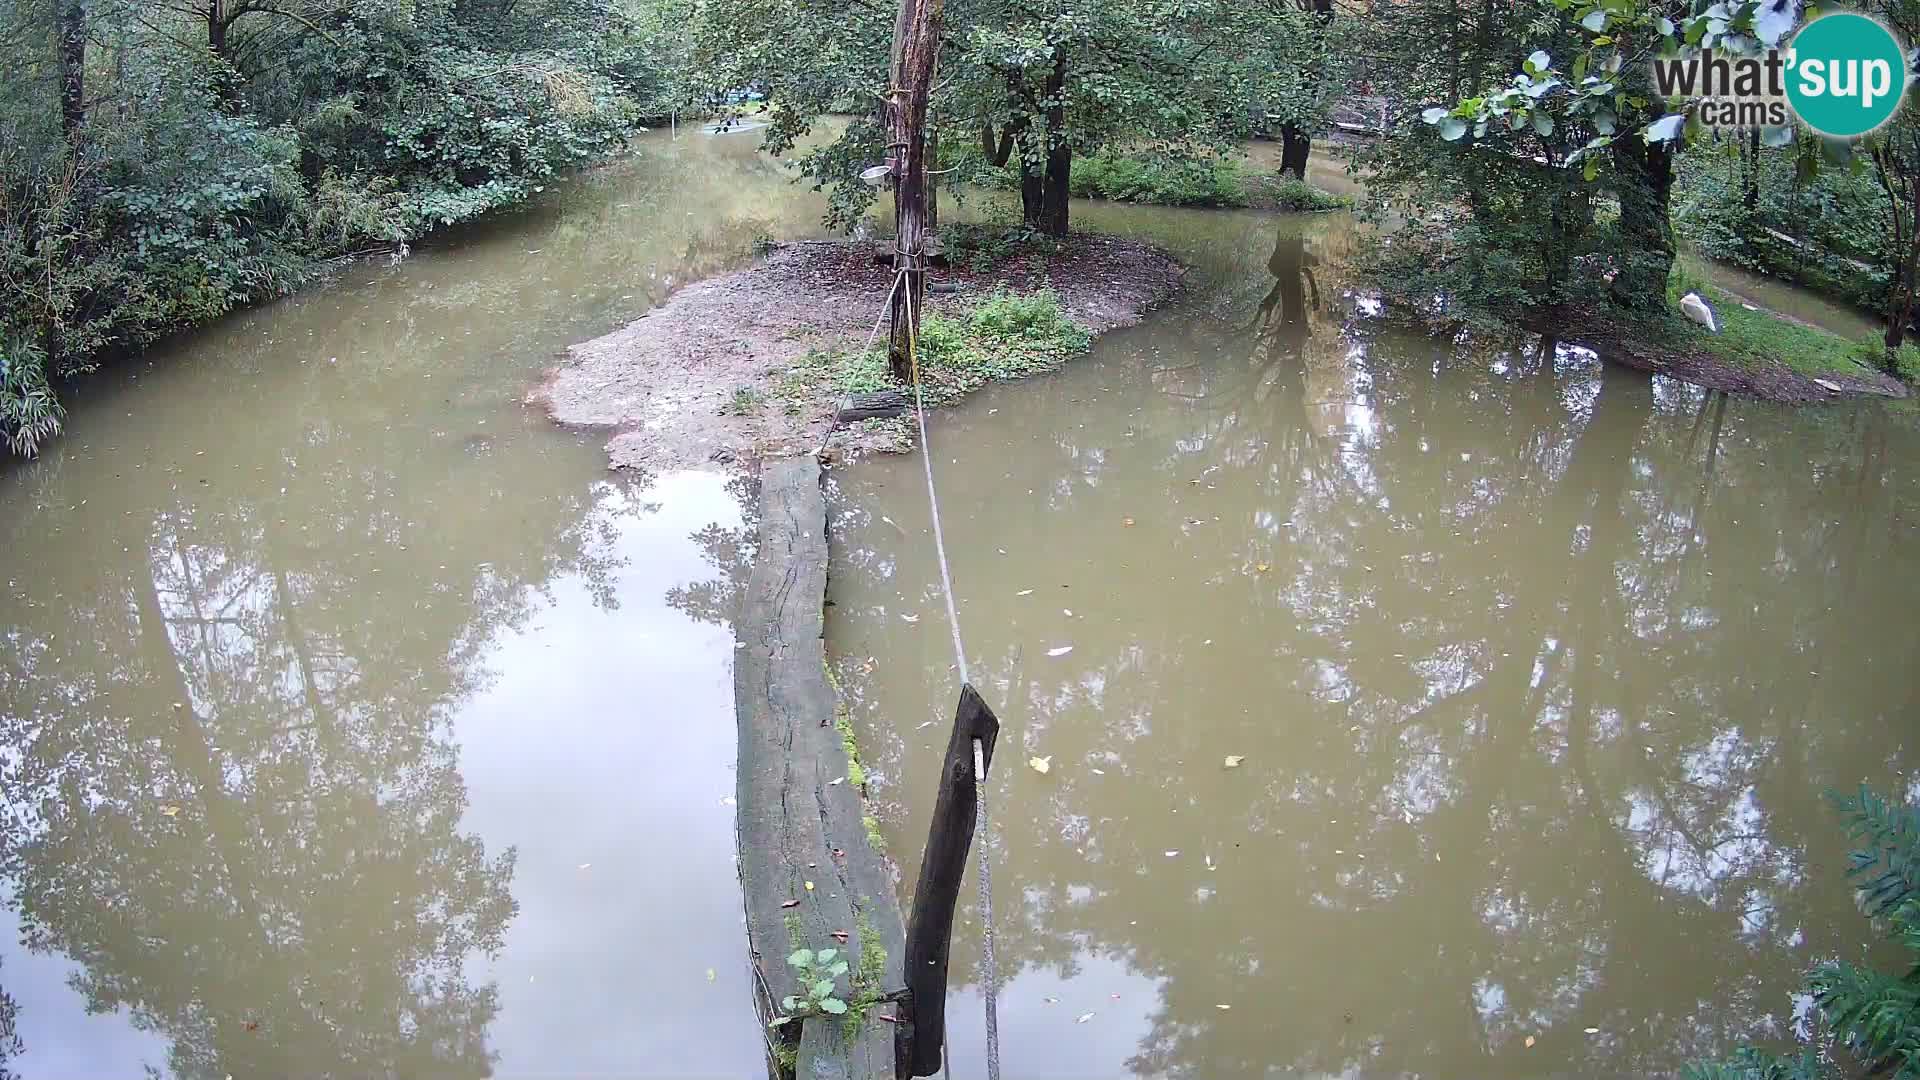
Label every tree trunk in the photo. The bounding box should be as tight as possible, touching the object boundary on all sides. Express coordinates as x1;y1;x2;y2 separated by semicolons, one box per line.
1039;53;1070;237
57;0;85;142
884;0;945;381
1883;176;1920;356
1278;124;1311;179
1608;136;1676;310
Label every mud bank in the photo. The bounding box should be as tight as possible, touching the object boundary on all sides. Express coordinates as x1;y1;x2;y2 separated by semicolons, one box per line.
533;235;1184;471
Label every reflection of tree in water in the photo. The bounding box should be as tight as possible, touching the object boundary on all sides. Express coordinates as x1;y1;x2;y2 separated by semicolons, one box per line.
829;303;1920;1078
0;378;636;1077
0;961;19;1080
666;470;761;626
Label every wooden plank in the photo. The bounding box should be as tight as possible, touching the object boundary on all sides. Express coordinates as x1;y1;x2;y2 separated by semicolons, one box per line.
898;684;999;1078
735;456;907;1080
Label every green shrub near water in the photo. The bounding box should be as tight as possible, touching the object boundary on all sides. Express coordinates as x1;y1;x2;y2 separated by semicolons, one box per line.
1687;787;1920;1080
0;0;682;455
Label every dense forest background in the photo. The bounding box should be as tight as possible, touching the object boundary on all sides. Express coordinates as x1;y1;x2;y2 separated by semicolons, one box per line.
0;0;692;451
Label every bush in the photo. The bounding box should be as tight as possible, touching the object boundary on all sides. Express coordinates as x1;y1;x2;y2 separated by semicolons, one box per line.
1687;787;1920;1080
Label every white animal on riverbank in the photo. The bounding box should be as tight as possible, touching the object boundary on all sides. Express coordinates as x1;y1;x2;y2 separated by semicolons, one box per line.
1680;291;1720;333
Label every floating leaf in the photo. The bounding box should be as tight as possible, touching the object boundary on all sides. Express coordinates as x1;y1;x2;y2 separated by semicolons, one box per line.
159;805;181;817
828;777;845;786
1075;1012;1096;1024
804;880;815;891
1165;850;1180;857
900;613;919;624
1216;1004;1232;1010
1524;1035;1537;1048
1584;1027;1600;1034
1029;756;1052;774
1047;645;1073;657
577;862;592;870
707;968;717;982
1016;589;1034;596
1255;564;1270;573
781;899;801;908
1224;755;1245;768
1122;518;1135;527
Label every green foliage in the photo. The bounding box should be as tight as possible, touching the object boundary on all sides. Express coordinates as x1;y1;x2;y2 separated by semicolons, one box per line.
1675;145;1895;317
937;221;1053;272
1066;152;1249;207
0;0;670;453
692;0;1340;234
725;386;765;415
1252;174;1352;213
913;288;1092;401
0;336;62;457
1688;788;1920;1080
772;947;851;1027
1832;786;1920;919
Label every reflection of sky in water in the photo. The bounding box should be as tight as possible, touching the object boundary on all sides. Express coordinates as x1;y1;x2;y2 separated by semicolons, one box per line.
1;908;170;1074
943;950;1164;1079
0;472;759;1079
457;473;761;1077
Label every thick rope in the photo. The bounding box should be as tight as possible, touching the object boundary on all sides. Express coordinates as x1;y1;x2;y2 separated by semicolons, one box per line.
902;273;999;1080
902;277;971;689
971;736;1000;1080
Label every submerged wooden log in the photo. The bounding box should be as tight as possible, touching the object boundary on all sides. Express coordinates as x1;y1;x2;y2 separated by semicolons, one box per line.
735;456;906;1080
836;390;911;423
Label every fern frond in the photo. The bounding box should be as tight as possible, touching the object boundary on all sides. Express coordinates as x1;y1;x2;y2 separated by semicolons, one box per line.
1829;785;1920;919
1683;1047;1823;1080
1811;953;1920;1079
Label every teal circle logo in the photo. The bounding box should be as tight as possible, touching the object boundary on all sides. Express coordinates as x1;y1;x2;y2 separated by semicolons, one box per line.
1786;13;1909;137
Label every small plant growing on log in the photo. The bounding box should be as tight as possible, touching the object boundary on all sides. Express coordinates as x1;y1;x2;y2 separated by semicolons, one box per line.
769;947;850;1027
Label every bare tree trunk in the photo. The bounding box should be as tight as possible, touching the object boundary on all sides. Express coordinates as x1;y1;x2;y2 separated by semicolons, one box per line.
884;0;945;381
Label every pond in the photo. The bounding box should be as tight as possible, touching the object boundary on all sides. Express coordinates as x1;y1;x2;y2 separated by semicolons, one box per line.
0;127;824;1077
826;207;1920;1077
0;128;1912;1080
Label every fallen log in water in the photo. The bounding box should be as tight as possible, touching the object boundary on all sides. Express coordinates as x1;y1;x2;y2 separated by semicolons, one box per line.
735;456;906;1080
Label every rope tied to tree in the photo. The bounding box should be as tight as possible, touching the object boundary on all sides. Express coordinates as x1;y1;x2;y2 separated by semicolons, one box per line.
902;272;1002;1080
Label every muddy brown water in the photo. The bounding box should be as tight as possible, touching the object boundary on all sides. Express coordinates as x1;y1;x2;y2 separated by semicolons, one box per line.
0;127;818;1077
828;208;1920;1078
0;126;1913;1080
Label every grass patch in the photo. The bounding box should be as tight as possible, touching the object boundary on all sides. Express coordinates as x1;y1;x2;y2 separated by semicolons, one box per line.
725;385;765;415
1248;174;1352;213
1653;272;1885;380
780;289;1093;413
914;288;1093;401
956;146;1350;212
1068;151;1250;207
938;221;1056;272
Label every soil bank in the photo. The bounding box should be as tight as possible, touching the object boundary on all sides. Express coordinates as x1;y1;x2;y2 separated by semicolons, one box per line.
532;235;1184;471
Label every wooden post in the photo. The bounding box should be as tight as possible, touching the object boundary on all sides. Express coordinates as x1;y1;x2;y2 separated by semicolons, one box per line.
896;683;999;1078
884;0;944;382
